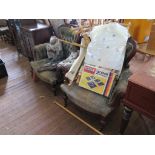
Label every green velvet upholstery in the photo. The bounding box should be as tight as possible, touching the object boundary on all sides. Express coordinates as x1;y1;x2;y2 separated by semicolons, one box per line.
57;25;79;58
60;38;136;118
33;43;49;61
30;25;80;85
61;68;131;117
31;59;57;85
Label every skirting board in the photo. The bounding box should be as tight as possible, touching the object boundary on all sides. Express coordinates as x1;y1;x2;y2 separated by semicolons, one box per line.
53;101;104;135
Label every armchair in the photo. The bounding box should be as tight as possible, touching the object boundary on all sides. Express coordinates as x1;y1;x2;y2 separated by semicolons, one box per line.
30;25;80;95
60;37;136;128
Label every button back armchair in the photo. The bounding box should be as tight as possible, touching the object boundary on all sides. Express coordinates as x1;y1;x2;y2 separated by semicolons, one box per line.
60;37;136;127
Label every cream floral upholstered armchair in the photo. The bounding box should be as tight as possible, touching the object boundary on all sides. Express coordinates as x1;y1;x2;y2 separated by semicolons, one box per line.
60;37;136;129
30;25;81;95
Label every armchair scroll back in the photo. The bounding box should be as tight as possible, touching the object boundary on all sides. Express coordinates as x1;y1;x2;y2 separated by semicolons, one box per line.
123;37;137;68
57;25;81;59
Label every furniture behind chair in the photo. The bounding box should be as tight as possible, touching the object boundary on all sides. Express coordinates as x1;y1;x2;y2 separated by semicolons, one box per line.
0;19;11;43
20;22;53;61
120;59;155;134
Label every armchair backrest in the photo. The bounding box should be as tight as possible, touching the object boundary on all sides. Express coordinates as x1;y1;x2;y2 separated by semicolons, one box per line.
123;37;137;68
57;25;81;59
109;37;136;103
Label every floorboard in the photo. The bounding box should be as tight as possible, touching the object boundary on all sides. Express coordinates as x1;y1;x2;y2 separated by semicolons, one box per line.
0;41;96;135
0;40;155;135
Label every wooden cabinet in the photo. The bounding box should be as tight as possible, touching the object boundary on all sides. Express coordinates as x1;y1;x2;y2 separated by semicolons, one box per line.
8;19;53;61
124;72;155;120
20;23;53;61
120;60;155;134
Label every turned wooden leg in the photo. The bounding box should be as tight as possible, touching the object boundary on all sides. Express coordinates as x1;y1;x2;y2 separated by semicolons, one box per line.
64;94;68;107
32;71;38;82
120;106;133;134
52;83;57;96
53;87;57;96
100;116;106;131
30;67;33;77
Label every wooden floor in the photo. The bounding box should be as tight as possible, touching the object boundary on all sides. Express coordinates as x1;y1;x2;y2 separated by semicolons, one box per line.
0;41;155;135
0;41;97;135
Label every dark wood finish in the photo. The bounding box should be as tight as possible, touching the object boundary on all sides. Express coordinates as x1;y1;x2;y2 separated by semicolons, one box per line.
1;41;155;135
20;23;53;61
7;20;53;61
125;61;155;119
64;94;68;107
120;106;133;134
20;19;37;26
120;60;155;134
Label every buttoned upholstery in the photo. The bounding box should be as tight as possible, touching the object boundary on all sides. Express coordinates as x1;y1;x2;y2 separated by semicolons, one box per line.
60;38;136;118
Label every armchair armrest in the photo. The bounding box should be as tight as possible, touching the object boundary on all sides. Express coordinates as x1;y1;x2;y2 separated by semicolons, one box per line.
123;37;137;68
109;38;136;106
33;43;49;61
109;68;132;106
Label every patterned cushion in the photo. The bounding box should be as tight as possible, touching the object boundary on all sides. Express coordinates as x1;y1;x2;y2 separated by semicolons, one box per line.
58;25;80;58
33;43;49;61
31;59;57;85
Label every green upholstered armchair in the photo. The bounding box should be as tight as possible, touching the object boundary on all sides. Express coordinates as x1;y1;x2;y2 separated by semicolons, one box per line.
30;25;80;95
60;37;136;128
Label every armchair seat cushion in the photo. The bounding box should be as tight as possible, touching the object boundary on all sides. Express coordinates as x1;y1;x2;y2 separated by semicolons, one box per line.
61;83;113;117
31;59;57;85
61;68;131;117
